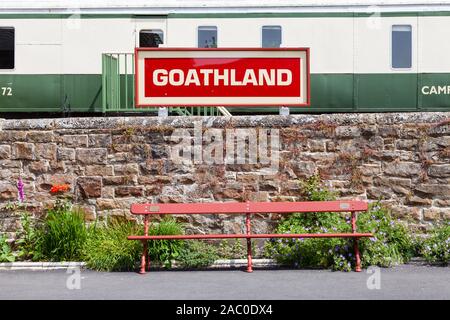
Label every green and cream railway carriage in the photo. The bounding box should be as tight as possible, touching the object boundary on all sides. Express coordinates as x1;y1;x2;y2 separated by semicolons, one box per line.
0;0;450;115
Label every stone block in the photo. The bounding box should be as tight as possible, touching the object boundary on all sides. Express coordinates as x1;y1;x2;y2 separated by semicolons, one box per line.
12;142;35;160
415;184;450;198
308;140;325;152
384;162;421;178
28;160;50;174
77;176;102;198
57;148;75;161
0;131;27;142
428;164;450;177
76;148;107;164
406;196;432;206
423;208;448;221
0;183;17;200
335;126;361;138
88;134;112;148
114;163;140;175
35;143;57;160
85;165;114;176
115;186;143;197
26;131;54;143
63;135;88;147
0;145;11;159
96;198;120;210
389;205;422;221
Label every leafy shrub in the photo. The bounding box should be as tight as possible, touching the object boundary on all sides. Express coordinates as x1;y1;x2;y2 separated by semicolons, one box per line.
217;239;246;259
357;204;414;268
420;224;449;265
148;216;185;268
83;221;142;271
83;216;185;271
35;201;88;261
265;174;414;271
0;234;15;262
15;212;40;261
178;241;219;269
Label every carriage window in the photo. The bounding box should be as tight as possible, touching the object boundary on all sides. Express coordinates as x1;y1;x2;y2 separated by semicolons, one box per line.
139;29;164;47
262;26;282;48
392;25;412;69
0;27;14;69
198;26;217;48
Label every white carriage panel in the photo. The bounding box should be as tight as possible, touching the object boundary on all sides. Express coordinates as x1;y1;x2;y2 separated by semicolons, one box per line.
0;18;62;44
12;44;62;74
279;18;354;73
354;16;418;73
418;16;450;73
61;18;135;74
167;17;354;73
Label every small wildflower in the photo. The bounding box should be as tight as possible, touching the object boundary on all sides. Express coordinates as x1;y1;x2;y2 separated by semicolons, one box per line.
17;177;25;203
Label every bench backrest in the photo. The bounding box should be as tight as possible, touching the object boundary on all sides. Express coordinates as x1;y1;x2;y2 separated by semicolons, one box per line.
130;201;368;215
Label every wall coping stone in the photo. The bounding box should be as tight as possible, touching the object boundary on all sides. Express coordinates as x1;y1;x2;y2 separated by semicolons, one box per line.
1;112;449;131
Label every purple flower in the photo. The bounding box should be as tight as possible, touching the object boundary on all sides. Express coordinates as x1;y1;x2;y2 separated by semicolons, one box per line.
17;177;25;203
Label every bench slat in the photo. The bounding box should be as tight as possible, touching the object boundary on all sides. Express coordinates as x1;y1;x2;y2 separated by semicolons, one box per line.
128;233;373;240
130;201;368;215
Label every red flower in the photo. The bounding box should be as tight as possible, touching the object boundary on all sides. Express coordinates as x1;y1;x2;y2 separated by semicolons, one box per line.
50;184;70;194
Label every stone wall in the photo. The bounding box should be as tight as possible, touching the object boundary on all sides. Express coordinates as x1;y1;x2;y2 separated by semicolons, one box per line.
0;113;449;239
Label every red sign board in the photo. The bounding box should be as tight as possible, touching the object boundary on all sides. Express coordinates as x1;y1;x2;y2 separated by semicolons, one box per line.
135;48;310;107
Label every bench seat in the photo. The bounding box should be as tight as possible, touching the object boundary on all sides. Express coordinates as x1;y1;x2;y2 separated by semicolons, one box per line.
128;233;373;240
128;200;371;274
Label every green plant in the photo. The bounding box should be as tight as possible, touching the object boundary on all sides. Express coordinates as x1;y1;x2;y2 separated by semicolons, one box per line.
357;204;414;268
264;175;415;271
420;224;449;265
299;174;337;201
15;212;40;261
178;241;219;269
0;234;15;262
83;221;142;271
216;239;259;259
35;201;88;261
217;239;246;259
148;216;185;268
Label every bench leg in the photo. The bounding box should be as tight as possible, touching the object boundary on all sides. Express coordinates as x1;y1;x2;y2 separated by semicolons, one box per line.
246;238;253;273
354;238;361;272
140;240;148;274
245;213;253;273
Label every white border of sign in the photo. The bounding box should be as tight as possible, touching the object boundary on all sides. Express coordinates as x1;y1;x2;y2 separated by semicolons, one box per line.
135;48;310;107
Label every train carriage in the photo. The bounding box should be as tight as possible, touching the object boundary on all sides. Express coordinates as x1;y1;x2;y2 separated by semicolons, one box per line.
0;0;450;115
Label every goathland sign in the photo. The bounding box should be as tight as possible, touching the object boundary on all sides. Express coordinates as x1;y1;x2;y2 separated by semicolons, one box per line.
135;48;310;107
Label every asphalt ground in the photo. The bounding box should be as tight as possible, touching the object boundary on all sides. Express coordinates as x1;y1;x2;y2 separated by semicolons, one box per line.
0;264;448;300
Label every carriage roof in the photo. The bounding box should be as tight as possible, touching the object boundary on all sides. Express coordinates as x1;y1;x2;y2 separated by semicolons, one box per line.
1;0;449;14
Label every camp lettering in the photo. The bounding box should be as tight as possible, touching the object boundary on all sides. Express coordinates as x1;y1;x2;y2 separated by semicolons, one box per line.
421;85;450;95
153;68;293;86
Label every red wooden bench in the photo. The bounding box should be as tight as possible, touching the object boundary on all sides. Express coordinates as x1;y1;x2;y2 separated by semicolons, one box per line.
128;201;372;274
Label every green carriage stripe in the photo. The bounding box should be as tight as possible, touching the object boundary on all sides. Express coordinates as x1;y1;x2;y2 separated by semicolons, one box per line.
0;73;449;113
